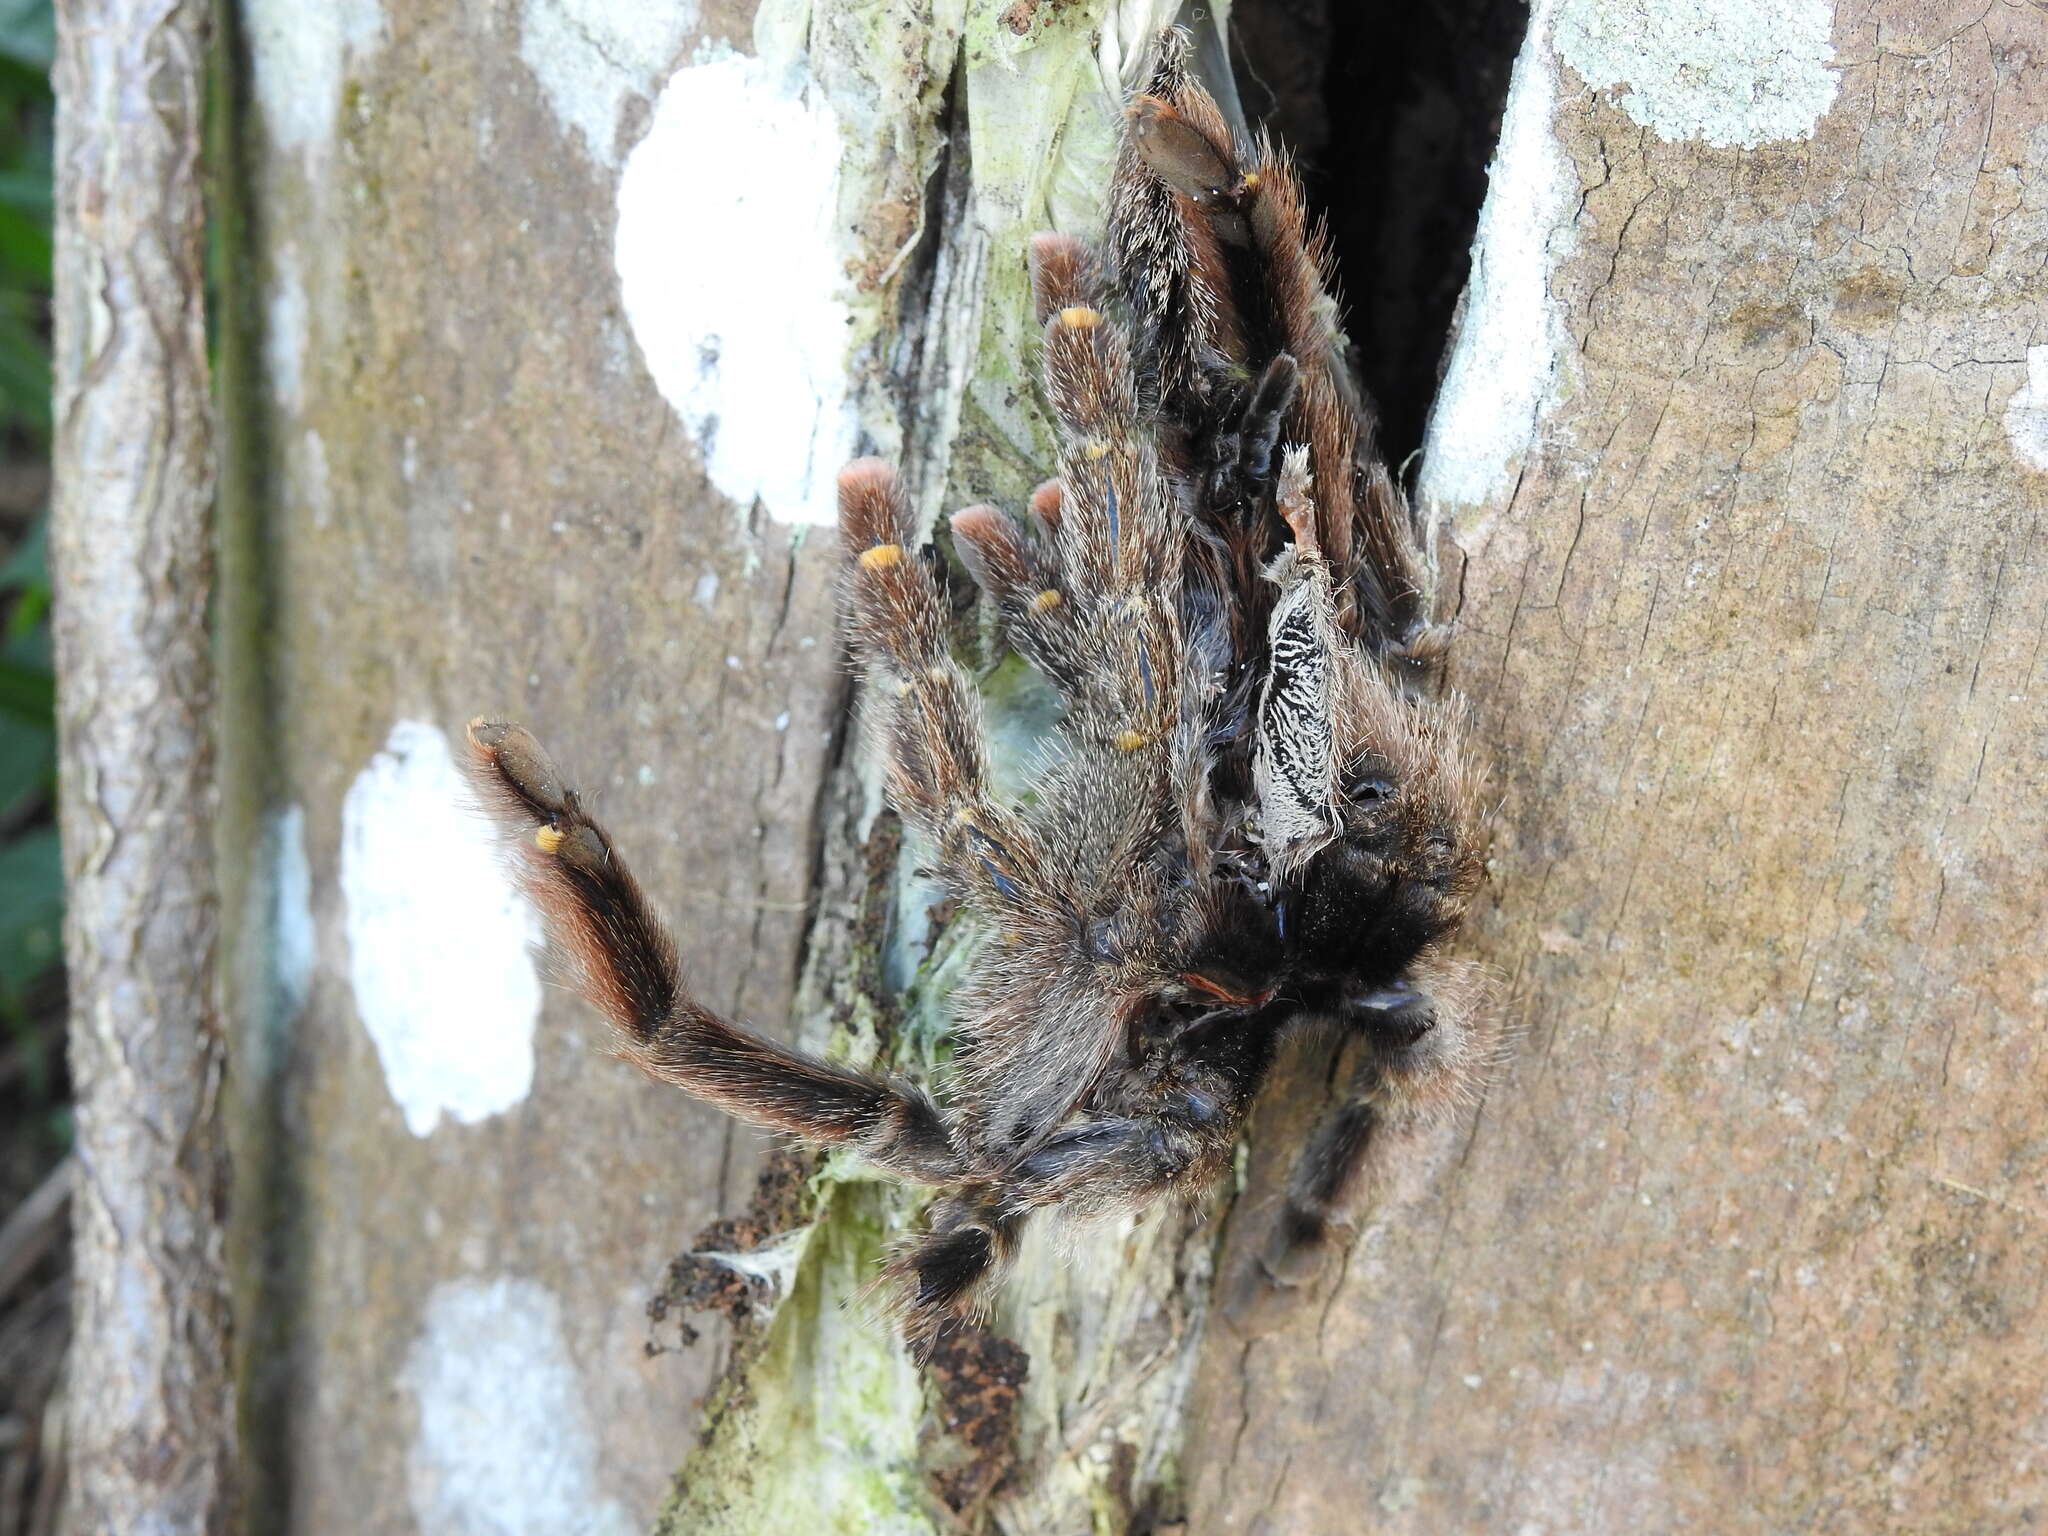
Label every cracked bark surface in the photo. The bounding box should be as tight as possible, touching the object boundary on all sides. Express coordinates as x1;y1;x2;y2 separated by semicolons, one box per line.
1183;4;2048;1531
53;0;236;1531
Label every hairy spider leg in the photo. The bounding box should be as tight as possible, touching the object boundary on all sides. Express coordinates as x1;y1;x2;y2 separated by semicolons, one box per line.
955;233;1188;766
942;233;1099;703
1109;34;1249;419
1262;1075;1383;1288
843;456;1201;1209
1257;950;1497;1288
884;1018;1277;1360
1113;34;1443;678
465;719;968;1185
838;460;1055;925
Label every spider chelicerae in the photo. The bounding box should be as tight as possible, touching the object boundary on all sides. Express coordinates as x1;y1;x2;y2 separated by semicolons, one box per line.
469;30;1491;1359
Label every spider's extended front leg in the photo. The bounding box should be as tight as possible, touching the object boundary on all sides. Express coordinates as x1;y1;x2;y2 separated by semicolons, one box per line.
837;461;1057;923
947;233;1186;764
466;720;966;1183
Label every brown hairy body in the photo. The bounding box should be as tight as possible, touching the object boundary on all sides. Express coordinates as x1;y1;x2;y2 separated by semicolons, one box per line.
469;31;1491;1359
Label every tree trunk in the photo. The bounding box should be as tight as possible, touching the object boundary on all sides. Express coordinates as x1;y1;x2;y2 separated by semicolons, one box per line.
51;0;235;1531
221;0;2048;1531
1184;2;2048;1531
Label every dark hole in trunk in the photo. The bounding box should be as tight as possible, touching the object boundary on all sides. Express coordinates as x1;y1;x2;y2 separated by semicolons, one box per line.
1227;0;1529;467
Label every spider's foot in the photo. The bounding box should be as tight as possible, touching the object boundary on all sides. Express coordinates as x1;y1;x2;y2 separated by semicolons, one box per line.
1218;1217;1334;1338
467;718;568;818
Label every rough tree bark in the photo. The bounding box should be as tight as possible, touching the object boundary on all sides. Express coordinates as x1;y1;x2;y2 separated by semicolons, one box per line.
51;0;235;1532
222;0;2047;1532
1186;2;2048;1531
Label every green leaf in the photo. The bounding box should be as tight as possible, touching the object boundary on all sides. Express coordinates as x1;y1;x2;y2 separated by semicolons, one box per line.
0;301;49;437
0;513;45;590
0;198;50;281
0;824;63;1004
0;711;49;813
1;616;49;673
0;655;52;722
0;0;54;72
3;585;44;644
0;165;49;221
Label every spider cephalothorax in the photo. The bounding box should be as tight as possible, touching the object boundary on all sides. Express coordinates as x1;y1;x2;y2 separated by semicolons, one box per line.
470;31;1490;1356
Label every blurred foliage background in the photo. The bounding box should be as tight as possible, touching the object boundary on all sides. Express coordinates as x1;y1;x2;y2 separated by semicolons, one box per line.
0;0;65;1529
0;0;56;1098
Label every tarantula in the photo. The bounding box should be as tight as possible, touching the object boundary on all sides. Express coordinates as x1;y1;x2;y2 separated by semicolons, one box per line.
469;32;1489;1358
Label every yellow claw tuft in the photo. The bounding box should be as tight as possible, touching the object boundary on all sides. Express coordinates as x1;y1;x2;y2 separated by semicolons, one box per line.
1029;588;1062;614
1058;305;1101;330
1113;729;1147;753
534;825;565;854
1082;438;1111;461
858;542;905;571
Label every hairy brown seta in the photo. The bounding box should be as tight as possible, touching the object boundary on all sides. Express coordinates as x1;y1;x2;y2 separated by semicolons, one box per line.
468;28;1492;1361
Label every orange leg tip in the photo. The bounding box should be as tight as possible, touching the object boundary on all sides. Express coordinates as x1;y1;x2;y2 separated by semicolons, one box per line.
1113;729;1147;753
858;542;906;571
837;457;895;490
534;825;565;854
949;505;1001;542
1029;588;1062;614
1029;230;1085;263
1027;479;1064;529
1082;438;1111;461
1057;305;1102;330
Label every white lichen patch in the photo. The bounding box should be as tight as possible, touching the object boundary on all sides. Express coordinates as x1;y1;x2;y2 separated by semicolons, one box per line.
1554;0;1839;148
341;721;542;1137
518;0;701;168
1420;1;1578;512
402;1277;634;1536
245;803;316;1086
2004;347;2048;473
265;243;307;414
243;0;387;153
300;428;333;528
268;804;316;1026
614;44;855;527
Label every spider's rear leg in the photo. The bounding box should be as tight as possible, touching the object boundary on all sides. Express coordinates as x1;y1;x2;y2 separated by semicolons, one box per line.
1033;241;1176;602
885;1089;1246;1360
1227;956;1496;1331
947;499;1090;703
880;1190;1024;1364
465;718;967;1184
